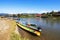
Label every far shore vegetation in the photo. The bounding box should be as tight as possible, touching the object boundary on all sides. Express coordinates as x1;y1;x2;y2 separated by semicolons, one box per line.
0;11;60;18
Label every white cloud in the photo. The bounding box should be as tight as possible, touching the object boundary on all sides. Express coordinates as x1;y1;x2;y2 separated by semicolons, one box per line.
40;10;50;13
54;10;58;12
0;7;59;14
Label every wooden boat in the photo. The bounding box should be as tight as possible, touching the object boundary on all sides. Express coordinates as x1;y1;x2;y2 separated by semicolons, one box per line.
16;22;41;36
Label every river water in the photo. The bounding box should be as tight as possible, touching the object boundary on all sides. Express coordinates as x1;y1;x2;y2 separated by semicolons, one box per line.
17;18;60;40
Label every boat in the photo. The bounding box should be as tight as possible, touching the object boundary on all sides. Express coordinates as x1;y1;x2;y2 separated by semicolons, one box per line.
16;22;42;36
13;18;20;20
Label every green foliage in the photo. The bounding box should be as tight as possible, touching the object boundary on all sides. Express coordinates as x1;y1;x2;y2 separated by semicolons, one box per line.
17;14;21;18
41;11;60;18
10;32;29;40
10;32;21;40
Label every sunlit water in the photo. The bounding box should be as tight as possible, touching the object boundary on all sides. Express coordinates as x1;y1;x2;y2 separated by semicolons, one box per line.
16;18;60;40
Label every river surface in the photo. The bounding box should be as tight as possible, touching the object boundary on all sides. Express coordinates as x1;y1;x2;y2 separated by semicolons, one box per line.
16;18;60;40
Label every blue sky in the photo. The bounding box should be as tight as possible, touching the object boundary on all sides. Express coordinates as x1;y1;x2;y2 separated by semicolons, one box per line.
0;0;60;14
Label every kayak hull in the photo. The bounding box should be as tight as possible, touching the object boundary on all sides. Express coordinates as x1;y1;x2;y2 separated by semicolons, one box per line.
17;23;41;36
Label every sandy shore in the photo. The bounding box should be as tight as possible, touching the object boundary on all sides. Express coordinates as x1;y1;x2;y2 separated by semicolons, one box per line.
0;17;16;40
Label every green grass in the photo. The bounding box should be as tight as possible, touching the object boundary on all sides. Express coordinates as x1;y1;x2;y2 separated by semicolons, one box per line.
10;32;29;40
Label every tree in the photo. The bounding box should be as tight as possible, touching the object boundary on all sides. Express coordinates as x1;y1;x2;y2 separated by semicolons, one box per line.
13;14;17;17
17;14;21;18
50;11;55;14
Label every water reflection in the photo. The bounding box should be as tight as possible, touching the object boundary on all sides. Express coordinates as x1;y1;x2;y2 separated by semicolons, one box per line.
17;18;60;40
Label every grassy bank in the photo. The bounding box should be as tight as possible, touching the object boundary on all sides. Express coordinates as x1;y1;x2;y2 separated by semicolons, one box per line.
0;17;29;40
10;32;29;40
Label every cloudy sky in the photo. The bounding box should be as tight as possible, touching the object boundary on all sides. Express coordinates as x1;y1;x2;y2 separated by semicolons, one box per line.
0;0;60;14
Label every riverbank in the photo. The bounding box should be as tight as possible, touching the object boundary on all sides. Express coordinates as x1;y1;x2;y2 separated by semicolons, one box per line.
0;17;16;40
0;17;30;40
0;17;17;40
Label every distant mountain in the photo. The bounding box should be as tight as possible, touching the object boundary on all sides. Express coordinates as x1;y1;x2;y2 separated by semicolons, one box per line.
0;13;8;16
